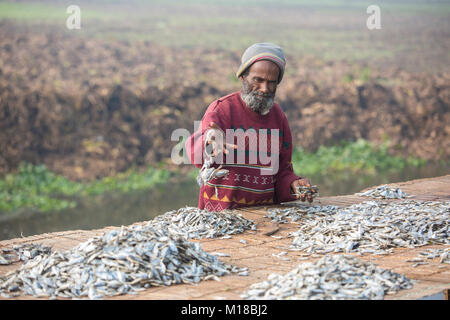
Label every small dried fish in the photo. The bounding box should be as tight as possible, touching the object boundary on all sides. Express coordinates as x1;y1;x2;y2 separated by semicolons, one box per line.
0;243;51;265
356;185;411;199
197;157;229;188
149;207;255;239
0;225;244;300
0;204;258;300
241;255;414;300
267;200;449;256
292;185;319;199
408;248;449;265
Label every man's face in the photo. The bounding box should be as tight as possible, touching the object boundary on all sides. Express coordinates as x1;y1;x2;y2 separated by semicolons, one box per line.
240;60;280;115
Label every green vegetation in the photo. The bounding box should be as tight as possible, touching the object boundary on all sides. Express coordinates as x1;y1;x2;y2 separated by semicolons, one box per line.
0;163;170;213
291;139;429;195
0;139;432;213
292;139;426;177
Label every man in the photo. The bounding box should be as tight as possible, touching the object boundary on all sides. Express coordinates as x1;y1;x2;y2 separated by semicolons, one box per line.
186;43;315;211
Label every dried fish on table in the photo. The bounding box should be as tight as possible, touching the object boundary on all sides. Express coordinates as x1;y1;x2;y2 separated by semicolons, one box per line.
408;247;450;265
0;243;51;265
148;206;255;239
241;255;414;300
292;185;320;199
266;205;340;224
0;225;245;300
197;156;229;197
356;185;411;199
267;200;449;256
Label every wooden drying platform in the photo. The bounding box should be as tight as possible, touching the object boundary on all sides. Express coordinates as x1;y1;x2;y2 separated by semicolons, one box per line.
1;175;449;300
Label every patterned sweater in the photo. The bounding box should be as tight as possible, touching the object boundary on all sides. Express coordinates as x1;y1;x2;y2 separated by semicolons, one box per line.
185;91;300;211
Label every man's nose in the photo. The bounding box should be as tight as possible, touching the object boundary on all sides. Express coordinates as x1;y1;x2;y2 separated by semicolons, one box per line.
259;81;269;93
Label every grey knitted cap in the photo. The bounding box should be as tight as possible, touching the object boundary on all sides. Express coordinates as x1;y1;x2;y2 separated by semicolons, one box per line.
236;43;286;83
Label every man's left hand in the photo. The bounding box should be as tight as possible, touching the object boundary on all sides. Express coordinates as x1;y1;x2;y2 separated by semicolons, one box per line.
291;178;315;203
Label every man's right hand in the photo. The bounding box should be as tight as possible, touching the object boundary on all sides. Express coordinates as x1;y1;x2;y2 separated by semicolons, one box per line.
205;122;237;157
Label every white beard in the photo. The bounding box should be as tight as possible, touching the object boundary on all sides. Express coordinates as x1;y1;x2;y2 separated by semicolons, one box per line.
241;80;275;115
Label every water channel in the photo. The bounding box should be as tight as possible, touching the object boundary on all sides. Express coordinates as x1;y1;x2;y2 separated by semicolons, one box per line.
0;163;448;241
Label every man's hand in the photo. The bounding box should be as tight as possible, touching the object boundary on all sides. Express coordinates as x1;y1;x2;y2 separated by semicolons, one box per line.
205;122;237;157
291;178;316;203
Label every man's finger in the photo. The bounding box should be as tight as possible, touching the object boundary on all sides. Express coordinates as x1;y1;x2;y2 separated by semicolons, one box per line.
300;179;311;187
208;122;221;131
291;180;300;198
225;143;238;150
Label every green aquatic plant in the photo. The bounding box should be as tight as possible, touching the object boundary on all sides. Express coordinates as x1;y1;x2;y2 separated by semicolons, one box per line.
0;139;429;213
292;139;426;177
0;163;170;213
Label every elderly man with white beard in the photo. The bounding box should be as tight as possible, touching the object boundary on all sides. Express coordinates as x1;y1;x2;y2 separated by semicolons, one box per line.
185;43;315;212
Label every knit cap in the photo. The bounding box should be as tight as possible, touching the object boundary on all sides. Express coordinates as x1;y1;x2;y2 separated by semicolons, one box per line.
236;43;286;83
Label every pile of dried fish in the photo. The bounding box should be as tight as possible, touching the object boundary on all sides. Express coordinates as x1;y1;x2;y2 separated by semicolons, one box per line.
356;185;411;199
266;205;340;224
241;255;414;300
293;185;319;199
268;200;449;255
148;206;255;239
0;243;51;265
197;156;229;187
0;225;245;299
406;247;449;267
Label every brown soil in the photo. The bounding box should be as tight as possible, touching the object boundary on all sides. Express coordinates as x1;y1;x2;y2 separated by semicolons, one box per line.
1;22;449;180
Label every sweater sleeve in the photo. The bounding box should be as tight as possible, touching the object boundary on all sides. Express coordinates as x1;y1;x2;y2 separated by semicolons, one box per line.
274;114;301;203
185;101;226;168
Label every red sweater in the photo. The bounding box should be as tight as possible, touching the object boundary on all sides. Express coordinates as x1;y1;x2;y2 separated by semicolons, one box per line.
185;91;300;211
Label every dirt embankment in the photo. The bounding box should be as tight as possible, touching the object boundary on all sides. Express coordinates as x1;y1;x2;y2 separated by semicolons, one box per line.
1;25;449;180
